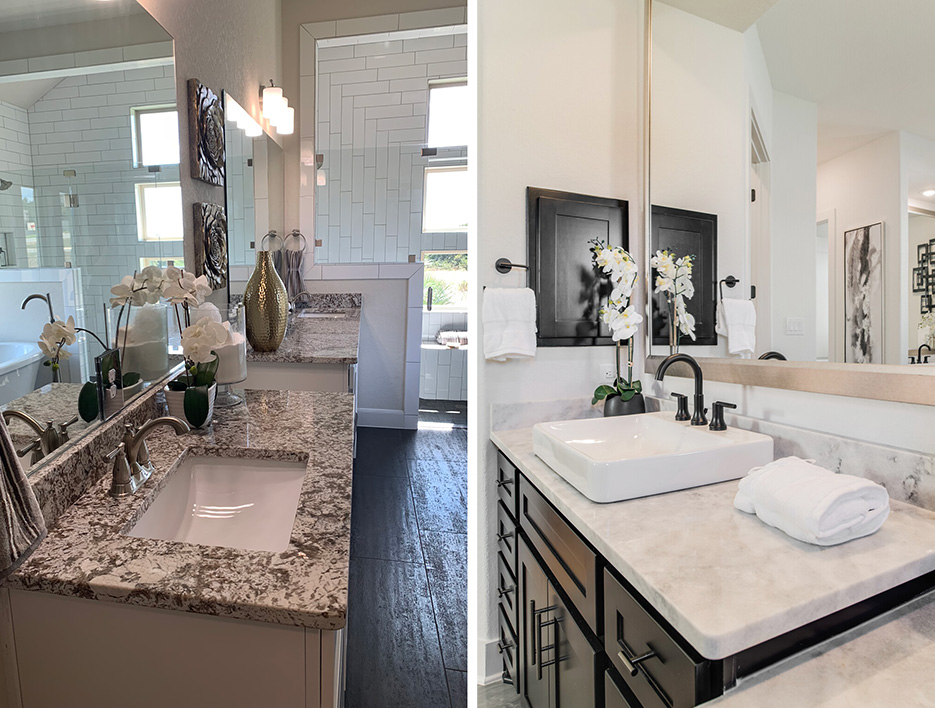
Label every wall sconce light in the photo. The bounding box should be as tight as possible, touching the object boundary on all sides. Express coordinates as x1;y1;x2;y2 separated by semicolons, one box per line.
261;80;294;136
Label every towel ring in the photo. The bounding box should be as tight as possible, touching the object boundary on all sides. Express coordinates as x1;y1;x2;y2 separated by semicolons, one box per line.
284;229;308;252
719;275;739;301
261;230;283;252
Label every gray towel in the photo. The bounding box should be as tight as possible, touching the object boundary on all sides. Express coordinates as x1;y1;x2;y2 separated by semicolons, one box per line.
0;415;46;581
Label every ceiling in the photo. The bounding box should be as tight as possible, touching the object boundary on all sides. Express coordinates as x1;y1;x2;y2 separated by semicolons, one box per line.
755;0;935;164
0;0;144;33
0;78;61;110
659;0;780;32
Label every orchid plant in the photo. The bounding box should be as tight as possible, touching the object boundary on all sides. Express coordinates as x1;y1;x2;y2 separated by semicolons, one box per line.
589;239;644;406
37;316;77;382
650;249;696;350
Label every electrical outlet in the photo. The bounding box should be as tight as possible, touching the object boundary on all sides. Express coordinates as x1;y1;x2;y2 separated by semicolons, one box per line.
785;317;806;336
599;365;616;382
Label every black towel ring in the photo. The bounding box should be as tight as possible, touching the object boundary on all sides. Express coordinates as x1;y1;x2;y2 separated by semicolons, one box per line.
719;275;739;300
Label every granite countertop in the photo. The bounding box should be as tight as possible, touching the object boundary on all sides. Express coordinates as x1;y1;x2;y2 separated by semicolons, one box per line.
704;589;935;707
247;308;361;365
2;382;92;438
492;422;935;659
6;388;355;630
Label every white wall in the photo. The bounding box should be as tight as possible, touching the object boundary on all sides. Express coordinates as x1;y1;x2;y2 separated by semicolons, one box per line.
769;90;818;361
817;131;905;364
475;0;644;681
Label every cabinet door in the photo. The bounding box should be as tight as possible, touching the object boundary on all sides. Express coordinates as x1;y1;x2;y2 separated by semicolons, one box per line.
519;535;552;708
550;582;599;708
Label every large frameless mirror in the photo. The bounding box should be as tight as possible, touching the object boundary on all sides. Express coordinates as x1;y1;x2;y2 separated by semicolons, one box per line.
0;0;184;474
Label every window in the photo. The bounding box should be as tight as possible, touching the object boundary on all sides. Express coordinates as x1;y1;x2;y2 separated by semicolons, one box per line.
135;182;183;241
132;106;180;166
139;256;185;271
422;166;469;233
422;251;468;310
427;80;468;148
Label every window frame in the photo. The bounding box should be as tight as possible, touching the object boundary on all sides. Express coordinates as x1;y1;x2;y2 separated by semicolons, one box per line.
131;105;180;167
135;181;183;242
426;78;468;150
422;165;469;234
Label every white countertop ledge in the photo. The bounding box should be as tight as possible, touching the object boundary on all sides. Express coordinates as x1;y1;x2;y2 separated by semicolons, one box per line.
492;424;935;659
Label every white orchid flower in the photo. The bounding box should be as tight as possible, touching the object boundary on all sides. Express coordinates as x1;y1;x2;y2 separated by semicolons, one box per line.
181;317;228;364
675;296;697;340
164;269;213;307
110;275;147;308
42;316;77;346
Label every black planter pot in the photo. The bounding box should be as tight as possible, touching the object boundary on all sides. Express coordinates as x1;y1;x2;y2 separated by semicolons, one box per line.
604;392;646;417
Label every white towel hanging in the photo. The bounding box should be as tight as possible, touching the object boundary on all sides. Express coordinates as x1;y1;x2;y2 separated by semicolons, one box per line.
483;288;537;361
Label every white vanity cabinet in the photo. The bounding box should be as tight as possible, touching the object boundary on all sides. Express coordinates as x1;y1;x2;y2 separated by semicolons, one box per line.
0;589;345;708
244;361;357;395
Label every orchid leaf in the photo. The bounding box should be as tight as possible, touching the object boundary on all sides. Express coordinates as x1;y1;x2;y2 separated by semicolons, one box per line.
193;356;218;387
78;381;99;422
591;385;617;405
183;385;210;428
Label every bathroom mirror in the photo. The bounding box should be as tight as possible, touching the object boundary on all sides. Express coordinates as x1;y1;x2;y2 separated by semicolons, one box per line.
0;0;184;473
224;93;284;299
647;0;935;399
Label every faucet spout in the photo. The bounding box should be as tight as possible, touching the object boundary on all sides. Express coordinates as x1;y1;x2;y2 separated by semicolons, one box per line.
2;409;45;437
124;416;190;467
21;292;55;324
654;353;707;426
917;343;932;364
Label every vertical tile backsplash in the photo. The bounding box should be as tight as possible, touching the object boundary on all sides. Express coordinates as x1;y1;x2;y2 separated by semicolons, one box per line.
314;30;468;264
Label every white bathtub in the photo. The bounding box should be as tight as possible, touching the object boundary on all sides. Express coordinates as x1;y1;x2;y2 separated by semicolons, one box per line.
0;342;43;407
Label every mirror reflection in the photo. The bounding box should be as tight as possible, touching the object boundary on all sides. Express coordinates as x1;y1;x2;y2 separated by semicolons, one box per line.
0;0;182;472
650;0;933;366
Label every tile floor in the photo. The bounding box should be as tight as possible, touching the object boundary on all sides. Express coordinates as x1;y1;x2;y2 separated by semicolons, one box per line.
344;409;467;708
477;680;522;708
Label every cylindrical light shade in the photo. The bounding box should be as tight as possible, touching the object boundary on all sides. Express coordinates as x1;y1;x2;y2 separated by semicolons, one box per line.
270;98;289;127
244;120;263;137
276;106;295;135
262;86;284;121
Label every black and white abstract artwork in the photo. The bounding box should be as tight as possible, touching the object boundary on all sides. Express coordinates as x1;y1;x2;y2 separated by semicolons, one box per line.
843;222;884;363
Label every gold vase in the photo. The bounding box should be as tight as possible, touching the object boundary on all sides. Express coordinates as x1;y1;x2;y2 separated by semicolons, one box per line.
244;250;288;352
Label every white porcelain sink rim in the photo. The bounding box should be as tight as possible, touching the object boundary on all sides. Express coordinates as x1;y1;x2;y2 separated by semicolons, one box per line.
125;452;308;553
297;311;346;319
534;412;771;464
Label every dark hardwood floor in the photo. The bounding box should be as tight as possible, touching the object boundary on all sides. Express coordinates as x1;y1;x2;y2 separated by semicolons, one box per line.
345;412;467;708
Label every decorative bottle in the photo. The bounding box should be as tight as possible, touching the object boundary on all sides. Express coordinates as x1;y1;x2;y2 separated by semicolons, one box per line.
243;250;288;352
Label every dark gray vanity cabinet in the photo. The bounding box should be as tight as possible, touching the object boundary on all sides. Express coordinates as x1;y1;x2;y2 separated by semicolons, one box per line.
497;452;521;689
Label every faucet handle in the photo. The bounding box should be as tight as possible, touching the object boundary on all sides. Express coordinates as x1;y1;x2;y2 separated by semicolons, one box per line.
670;392;691;421
107;443;136;498
59;415;80;442
709;401;737;431
911;356;917;364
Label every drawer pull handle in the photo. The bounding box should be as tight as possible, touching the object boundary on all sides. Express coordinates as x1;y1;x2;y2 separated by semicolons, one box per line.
534;606;559;680
497;478;514;488
497;639;514;654
498;585;515;597
617;648;658;678
496;531;514;542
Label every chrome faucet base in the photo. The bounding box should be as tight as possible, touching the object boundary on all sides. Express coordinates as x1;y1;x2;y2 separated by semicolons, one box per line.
106;417;190;498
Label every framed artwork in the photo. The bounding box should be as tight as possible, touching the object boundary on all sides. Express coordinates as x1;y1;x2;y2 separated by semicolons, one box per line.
193;202;228;290
843;222;884;363
188;78;225;186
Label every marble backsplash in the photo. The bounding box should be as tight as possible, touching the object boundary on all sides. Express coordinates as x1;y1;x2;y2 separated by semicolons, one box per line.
490;395;935;512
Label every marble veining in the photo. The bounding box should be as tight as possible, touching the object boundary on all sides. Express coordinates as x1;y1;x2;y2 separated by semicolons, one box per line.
247;308;360;365
5;389;355;630
705;589;935;707
492;425;935;659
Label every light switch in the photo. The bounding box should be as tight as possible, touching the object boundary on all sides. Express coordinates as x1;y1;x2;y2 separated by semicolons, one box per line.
785;317;806;335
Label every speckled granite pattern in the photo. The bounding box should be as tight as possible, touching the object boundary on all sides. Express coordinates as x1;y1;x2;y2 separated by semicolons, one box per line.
231;292;361;310
5;389;355;631
492;424;935;659
247;308;360;365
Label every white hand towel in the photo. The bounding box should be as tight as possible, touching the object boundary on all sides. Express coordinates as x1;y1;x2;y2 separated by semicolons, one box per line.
716;298;757;358
483;288;537;361
734;456;890;546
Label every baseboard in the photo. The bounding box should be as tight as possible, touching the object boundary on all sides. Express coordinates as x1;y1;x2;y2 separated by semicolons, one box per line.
356;408;406;429
478;637;504;686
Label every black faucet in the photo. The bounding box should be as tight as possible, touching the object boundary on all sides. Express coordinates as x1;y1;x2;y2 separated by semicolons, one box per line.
655;353;707;426
917;344;932;365
758;351;787;361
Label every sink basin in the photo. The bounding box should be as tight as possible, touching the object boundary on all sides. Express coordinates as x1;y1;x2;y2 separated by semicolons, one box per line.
532;412;773;503
127;456;307;552
297;311;346;319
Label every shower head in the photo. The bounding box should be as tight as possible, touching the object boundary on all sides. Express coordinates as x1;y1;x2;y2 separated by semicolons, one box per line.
0;179;11;191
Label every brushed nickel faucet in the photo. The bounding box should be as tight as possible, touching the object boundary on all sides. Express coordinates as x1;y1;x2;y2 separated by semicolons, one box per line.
107;416;190;497
2;409;79;464
21;292;55;324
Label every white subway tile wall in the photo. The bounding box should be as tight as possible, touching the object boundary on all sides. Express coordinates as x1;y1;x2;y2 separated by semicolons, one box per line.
10;63;182;339
420;310;468;401
0;99;35;269
314;31;468;264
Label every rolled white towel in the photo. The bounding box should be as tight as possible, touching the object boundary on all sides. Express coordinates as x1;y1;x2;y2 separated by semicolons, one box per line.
734;456;890;546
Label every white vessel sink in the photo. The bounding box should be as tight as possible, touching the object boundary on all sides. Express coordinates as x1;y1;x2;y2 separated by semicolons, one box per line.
127;456;307;552
532;412;773;503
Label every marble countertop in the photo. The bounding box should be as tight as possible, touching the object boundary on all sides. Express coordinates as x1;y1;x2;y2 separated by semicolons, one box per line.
704;589;935;707
247;308;360;365
6;388;355;630
492;422;935;659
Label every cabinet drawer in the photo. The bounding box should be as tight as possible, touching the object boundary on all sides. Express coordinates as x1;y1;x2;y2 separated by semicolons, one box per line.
497;551;518;637
498;604;519;688
497;500;517;574
518;474;600;636
497;451;518;518
605;670;639;708
604;568;714;708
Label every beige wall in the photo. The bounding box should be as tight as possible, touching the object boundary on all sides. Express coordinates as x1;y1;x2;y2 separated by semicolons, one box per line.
280;0;466;243
136;0;283;282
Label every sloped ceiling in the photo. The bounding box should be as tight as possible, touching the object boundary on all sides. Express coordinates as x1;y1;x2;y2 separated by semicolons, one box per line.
659;0;780;32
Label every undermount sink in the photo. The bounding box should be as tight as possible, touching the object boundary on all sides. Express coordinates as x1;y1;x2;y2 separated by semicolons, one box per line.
297;311;346;319
532;412;773;503
127;456;307;552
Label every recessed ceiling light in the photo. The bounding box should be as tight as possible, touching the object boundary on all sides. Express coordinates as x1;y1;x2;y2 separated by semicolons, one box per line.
923;189;935;197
